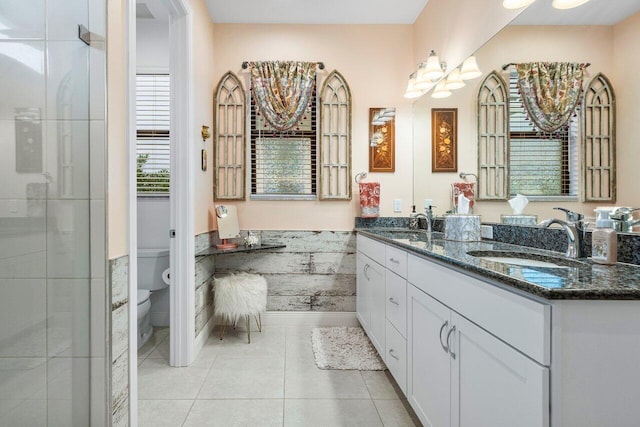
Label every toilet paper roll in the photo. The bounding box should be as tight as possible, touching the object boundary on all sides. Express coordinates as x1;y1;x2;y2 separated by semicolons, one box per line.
162;268;171;285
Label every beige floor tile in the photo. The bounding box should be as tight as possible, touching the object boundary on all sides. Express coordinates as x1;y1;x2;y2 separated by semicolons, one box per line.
284;399;383;427
183;399;284;427
215;326;286;359
285;357;370;399
198;357;285;399
285;329;315;362
138;399;193;427
374;399;421;427
362;371;404;400
138;361;209;400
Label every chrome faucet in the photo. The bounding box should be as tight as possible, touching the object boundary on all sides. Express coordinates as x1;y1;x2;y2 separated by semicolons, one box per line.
411;205;435;234
611;207;640;233
538;207;585;258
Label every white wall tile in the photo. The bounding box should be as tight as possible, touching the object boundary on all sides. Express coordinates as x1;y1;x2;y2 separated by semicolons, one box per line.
47;199;90;278
89;120;106;199
90;278;106;357
0;279;46;357
90;199;106;277
45;120;90;199
89;41;106;120
88;0;106;37
47;279;90;357
0;357;47;399
0;42;45;120
47;357;90;425
46;0;88;41
46;41;89;120
0;0;45;40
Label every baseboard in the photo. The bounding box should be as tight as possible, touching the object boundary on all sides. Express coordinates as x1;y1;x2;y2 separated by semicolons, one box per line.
262;311;359;327
193;315;215;356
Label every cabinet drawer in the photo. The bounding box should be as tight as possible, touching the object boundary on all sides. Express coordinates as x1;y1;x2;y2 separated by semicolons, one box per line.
408;254;551;366
357;234;385;266
385;245;407;278
385;320;407;395
386;270;407;338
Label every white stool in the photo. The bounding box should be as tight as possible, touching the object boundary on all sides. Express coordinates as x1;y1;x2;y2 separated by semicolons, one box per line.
214;272;267;343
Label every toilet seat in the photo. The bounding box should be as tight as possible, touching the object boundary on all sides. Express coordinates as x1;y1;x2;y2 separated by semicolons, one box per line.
137;289;151;306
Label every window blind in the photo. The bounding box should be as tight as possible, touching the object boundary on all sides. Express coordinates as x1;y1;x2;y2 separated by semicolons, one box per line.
508;71;577;197
136;74;170;194
249;86;317;199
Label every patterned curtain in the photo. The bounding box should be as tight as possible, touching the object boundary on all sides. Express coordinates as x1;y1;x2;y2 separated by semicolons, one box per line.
516;62;587;133
248;61;317;131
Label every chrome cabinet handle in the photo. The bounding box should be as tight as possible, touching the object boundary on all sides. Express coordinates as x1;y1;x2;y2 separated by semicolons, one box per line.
388;297;400;306
389;258;400;264
364;264;370;281
389;349;400;360
446;325;456;360
439;321;449;353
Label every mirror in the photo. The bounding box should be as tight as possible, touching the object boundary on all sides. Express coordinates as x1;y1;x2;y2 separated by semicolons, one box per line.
412;1;640;232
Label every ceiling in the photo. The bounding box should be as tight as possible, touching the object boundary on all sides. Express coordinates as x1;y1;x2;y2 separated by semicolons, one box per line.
204;0;430;24
512;0;640;26
141;0;640;26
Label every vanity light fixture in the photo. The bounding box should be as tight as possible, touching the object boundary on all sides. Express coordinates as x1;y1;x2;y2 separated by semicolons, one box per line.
423;50;446;81
502;0;535;9
459;56;483;80
431;80;452;99
403;73;423;99
444;68;466;90
552;0;590;9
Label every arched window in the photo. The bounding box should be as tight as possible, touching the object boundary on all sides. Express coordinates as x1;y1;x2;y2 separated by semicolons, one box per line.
319;70;352;200
214;71;246;200
582;73;616;202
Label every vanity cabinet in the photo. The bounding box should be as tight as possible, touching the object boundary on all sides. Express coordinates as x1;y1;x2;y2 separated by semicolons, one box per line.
357;235;409;393
356;236;386;355
408;284;549;427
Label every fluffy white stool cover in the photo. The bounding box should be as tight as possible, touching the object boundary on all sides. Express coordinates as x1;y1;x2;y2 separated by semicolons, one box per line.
214;272;267;324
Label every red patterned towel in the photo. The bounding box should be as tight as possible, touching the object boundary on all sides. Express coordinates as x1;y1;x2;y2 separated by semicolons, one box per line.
452;182;475;209
359;182;380;218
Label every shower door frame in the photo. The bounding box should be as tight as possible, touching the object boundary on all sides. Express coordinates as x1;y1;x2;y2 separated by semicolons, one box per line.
125;0;195;425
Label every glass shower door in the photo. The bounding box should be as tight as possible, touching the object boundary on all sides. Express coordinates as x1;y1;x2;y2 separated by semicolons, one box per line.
0;0;107;425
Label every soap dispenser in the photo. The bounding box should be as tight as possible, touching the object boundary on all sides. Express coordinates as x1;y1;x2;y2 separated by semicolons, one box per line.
592;208;617;265
409;205;419;230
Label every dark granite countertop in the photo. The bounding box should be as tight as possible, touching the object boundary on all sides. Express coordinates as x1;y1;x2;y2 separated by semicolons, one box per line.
357;228;640;300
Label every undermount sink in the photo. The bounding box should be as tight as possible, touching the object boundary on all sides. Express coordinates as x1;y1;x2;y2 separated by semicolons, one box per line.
466;250;584;269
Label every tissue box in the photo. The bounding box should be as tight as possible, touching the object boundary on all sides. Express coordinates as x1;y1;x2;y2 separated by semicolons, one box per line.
445;214;481;241
500;214;538;226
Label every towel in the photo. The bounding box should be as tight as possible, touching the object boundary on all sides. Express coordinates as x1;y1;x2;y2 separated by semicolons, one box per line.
452;182;475;209
359;182;380;218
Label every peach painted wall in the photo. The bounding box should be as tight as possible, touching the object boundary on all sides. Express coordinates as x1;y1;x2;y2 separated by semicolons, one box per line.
412;0;523;74
107;0;128;258
614;12;640;209
413;25;622;223
209;24;415;232
192;0;218;236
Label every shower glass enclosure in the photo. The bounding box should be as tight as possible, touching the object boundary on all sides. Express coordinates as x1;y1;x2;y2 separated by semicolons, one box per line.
0;0;108;425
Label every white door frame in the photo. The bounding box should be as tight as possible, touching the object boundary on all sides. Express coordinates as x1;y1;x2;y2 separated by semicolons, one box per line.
126;0;194;425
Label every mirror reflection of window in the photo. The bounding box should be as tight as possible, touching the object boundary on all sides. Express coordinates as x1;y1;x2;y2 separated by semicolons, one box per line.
507;70;578;198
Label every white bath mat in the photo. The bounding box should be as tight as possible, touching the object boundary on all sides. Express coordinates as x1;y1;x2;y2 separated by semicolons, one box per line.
311;326;386;370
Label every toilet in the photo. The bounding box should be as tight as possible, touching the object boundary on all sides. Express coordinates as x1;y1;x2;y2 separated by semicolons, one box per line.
137;248;170;349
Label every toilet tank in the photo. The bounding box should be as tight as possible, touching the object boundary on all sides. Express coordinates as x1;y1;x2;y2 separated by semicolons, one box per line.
137;248;170;291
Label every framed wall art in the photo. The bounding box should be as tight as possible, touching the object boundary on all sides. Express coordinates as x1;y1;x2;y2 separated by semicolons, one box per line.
431;108;457;172
368;107;395;172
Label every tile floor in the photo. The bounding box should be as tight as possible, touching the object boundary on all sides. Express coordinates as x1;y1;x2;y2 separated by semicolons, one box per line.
137;325;421;426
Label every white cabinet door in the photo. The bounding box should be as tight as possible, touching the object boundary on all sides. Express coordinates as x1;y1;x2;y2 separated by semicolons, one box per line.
356;252;371;333
450;313;549;427
357;251;385;355
407;284;452;427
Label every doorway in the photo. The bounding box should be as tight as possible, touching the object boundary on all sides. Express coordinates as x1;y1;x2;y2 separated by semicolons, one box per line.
127;0;195;424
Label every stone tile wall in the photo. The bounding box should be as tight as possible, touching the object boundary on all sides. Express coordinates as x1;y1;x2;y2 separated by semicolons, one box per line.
214;231;356;311
109;255;129;426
